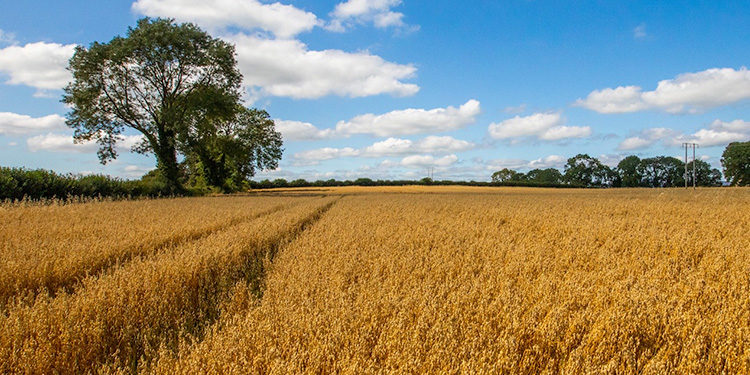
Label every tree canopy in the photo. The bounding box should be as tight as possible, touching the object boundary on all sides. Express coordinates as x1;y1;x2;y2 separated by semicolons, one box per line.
616;155;642;187
62;18;281;193
526;168;563;184
721;141;750;186
491;168;526;183
181;107;282;192
563;154;617;187
637;156;684;188
686;160;722;187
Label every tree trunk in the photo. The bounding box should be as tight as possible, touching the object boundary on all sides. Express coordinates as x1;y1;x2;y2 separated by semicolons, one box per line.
155;128;183;194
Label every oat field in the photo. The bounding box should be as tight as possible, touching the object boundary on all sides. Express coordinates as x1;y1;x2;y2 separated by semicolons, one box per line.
1;187;749;374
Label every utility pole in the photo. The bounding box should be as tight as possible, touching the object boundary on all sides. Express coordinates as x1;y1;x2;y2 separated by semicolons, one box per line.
684;143;688;188
692;143;697;189
682;142;698;189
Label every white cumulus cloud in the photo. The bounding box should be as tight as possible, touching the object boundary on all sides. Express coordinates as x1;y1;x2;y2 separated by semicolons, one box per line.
328;0;409;31
488;112;591;141
293;135;475;164
400;154;458;168
617;128;676;150
361;135;475;157
618;120;750;150
27;133;144;153
674;128;749;147
230;33;418;99
132;0;320;38
528;155;566;168
0;112;67;135
293;147;360;164
275;120;335;141
0;42;76;92
336;99;480;137
485;154;566;171
618;136;655;151
707;118;750;133
577;67;750;114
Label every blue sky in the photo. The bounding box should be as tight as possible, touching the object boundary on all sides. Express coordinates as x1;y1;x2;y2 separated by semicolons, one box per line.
1;1;749;180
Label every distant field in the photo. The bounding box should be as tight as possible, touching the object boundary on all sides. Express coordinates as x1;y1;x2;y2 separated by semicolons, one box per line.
1;187;749;373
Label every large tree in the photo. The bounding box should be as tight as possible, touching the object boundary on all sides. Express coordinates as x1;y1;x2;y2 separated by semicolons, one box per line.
563;154;617;187
637;156;684;187
525;168;563;184
616;155;642;187
721;141;750;186
181;107;282;192
62;18;245;193
686;160;722;187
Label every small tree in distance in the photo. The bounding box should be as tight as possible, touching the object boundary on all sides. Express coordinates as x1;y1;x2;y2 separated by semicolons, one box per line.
686;159;722;187
526;168;563;184
491;168;525;183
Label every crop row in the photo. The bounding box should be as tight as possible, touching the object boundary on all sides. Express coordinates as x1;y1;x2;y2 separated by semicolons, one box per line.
0;196;338;373
151;189;750;374
0;196;295;308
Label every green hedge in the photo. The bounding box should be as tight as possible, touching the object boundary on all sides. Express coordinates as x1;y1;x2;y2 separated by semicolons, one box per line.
0;167;171;201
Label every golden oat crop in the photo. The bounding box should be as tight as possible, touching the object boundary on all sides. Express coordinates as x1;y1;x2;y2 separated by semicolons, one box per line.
152;187;750;374
0;196;291;307
0;195;336;373
1;187;749;374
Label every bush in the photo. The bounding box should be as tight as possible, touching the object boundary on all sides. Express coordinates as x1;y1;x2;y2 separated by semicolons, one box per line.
0;167;173;201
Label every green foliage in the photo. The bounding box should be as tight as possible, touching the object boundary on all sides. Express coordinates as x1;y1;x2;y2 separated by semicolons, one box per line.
563;154;617;187
486;153;727;189
686;160;722;187
721;141;750;186
615;155;721;187
62;18;244;193
0;167;171;201
616;155;642;187
249;178;575;189
181;107;283;193
637;156;684;187
491;168;526;183
355;178;377;186
525;168;563;184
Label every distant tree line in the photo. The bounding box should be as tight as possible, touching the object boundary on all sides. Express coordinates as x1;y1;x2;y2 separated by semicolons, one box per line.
490;141;750;188
254;142;750;190
249;177;578;189
492;154;723;188
5;142;747;200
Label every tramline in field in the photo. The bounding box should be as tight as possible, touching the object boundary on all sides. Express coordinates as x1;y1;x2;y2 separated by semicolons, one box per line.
1;187;749;373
